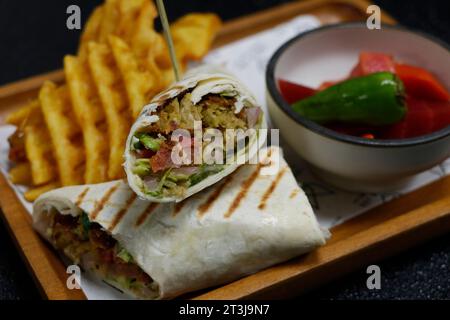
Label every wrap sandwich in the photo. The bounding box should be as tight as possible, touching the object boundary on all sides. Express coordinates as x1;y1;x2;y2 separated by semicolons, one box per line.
124;67;267;202
34;147;328;299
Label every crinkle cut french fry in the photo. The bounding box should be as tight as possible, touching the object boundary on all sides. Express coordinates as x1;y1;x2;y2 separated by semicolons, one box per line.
24;181;61;202
78;5;104;61
5;2;224;197
6;99;58;186
96;0;148;45
88;42;132;179
115;0;147;41
24;122;58;186
5;100;40;126
171;13;222;61
98;0;121;43
128;1;164;79
39;82;85;186
8;162;32;185
109;35;158;119
64;55;109;183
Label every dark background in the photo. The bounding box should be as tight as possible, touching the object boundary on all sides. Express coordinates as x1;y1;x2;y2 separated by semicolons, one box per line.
1;0;450;299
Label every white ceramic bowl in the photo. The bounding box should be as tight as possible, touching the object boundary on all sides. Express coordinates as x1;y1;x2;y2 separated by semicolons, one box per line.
266;23;450;192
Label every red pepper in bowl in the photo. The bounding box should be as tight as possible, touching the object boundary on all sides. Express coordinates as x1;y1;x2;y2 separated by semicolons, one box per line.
395;64;450;102
278;79;316;104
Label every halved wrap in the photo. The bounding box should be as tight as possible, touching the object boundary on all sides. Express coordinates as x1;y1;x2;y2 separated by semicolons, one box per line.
33;147;329;299
124;67;267;202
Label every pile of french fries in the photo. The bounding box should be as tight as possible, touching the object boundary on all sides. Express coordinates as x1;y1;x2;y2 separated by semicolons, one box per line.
6;0;221;201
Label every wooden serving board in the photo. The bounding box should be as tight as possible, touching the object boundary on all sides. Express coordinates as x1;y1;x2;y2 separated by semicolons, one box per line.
1;0;449;300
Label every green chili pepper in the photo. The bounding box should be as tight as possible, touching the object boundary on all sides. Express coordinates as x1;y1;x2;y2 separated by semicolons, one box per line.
135;133;162;151
80;212;91;239
291;72;407;126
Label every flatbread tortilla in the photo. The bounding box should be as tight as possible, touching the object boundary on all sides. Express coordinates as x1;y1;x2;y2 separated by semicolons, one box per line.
34;147;329;299
124;66;267;202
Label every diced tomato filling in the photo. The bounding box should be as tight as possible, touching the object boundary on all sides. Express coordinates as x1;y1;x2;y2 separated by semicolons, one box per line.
135;148;156;159
51;213;153;290
150;142;175;173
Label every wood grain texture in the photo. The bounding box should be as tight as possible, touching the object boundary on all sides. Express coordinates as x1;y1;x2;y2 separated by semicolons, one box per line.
1;0;447;301
0;173;85;299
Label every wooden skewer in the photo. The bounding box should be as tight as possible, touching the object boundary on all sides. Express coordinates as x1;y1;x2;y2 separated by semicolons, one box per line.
155;0;180;81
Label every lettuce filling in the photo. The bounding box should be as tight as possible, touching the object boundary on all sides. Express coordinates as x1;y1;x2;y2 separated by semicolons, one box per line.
131;92;258;198
47;210;156;298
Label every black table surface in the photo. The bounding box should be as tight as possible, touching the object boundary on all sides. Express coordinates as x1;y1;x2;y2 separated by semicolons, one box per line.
1;0;449;300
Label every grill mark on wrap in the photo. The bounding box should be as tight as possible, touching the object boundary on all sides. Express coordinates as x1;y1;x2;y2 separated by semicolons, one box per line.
197;174;234;218
289;189;300;199
108;193;137;231
258;167;288;210
224;166;261;218
172;201;186;217
223;149;273;218
75;187;90;206
90;182;120;220
135;203;159;227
